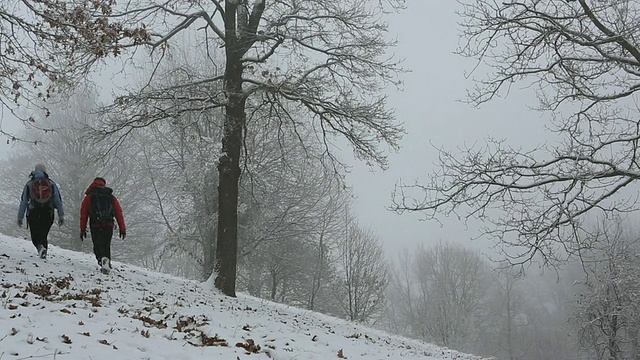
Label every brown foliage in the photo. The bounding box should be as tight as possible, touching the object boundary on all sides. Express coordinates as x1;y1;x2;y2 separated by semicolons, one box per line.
132;313;167;329
236;338;261;354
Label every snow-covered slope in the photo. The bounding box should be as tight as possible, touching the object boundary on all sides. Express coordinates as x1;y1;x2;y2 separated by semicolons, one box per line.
0;234;485;360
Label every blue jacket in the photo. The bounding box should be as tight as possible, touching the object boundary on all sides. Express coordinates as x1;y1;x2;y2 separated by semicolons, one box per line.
17;171;64;220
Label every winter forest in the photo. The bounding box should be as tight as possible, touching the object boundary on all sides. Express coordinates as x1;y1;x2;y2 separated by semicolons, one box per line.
2;1;640;359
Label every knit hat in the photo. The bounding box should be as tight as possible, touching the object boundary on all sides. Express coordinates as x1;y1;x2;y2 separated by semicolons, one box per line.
34;163;47;173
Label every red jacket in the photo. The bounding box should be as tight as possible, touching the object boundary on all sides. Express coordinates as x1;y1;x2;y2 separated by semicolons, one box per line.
80;178;126;233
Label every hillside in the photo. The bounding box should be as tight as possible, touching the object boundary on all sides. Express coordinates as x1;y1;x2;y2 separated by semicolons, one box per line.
0;234;484;360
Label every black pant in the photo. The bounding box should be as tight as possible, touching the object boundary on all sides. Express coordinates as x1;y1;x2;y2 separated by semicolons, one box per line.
90;225;113;265
27;207;54;250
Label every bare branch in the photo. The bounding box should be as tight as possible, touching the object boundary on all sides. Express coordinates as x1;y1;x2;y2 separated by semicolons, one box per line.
393;1;640;269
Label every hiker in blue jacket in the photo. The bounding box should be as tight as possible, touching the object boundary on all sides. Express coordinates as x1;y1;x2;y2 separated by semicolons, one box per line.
17;163;64;259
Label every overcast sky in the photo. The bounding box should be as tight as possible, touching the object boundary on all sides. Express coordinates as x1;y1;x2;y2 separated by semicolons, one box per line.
345;1;551;256
0;1;556;259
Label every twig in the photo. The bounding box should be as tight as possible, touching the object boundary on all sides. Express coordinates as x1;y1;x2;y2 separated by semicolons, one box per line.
15;350;69;359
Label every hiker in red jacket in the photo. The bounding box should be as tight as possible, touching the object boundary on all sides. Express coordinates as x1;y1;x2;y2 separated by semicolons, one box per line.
80;177;126;273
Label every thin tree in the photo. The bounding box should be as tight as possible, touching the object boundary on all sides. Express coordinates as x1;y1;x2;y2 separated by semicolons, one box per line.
572;218;640;359
412;242;491;350
384;249;418;336
339;221;389;322
487;269;526;360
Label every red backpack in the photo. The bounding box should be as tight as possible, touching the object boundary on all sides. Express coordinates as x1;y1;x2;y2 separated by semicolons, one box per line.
30;179;53;206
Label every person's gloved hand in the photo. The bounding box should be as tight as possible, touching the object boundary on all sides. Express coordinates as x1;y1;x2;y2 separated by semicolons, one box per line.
119;231;126;240
80;230;87;242
58;217;64;226
17;218;23;227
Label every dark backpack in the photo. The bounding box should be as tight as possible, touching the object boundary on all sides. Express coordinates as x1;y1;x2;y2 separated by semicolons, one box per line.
90;187;115;224
30;179;53;207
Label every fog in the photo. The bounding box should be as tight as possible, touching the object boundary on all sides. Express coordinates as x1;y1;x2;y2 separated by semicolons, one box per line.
2;1;640;359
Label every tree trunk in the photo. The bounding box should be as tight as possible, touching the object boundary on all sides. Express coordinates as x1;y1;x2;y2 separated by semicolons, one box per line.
198;122;219;281
214;2;245;297
214;93;244;296
270;269;278;300
506;283;514;360
309;231;325;310
609;312;619;360
630;326;640;360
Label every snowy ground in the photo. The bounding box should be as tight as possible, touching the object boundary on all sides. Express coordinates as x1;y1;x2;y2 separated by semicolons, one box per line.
0;234;485;360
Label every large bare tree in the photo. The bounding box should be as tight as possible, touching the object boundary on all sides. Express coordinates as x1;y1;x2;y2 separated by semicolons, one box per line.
97;0;405;296
393;0;640;268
